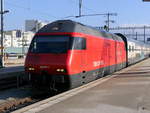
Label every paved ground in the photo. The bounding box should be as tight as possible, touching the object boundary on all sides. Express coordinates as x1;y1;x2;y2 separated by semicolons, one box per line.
13;59;150;113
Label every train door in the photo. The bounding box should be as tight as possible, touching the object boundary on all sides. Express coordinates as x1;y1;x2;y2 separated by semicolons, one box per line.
118;43;123;69
80;37;87;69
115;40;117;71
116;42;122;70
104;42;111;74
81;50;87;70
79;37;88;83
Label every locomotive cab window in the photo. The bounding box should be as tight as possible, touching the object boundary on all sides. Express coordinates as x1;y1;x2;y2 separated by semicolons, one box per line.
29;36;86;53
71;37;86;50
29;35;70;53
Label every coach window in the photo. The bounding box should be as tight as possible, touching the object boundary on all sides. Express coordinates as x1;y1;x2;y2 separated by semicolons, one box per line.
129;45;131;52
132;46;134;52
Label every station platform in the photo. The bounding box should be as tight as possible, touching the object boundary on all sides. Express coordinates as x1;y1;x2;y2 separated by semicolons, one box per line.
13;58;150;113
0;66;28;89
0;66;24;79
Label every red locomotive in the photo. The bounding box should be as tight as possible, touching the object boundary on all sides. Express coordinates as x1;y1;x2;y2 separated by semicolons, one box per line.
25;20;149;92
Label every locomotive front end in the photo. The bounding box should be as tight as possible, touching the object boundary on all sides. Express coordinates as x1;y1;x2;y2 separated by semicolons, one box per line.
25;35;71;91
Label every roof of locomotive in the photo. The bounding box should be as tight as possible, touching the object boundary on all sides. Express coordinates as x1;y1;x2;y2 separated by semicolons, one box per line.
37;20;117;40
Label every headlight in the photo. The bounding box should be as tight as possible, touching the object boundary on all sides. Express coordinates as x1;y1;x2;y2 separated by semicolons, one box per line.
56;69;66;72
56;69;61;72
60;69;65;72
28;67;35;71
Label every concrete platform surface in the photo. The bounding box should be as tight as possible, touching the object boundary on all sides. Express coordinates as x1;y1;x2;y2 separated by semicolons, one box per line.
13;59;150;113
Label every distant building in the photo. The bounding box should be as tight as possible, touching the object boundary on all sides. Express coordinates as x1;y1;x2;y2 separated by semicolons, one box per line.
4;30;22;47
25;20;48;32
4;35;11;47
22;31;34;47
0;30;35;54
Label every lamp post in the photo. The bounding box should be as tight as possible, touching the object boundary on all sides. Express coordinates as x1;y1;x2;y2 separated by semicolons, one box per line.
0;0;9;67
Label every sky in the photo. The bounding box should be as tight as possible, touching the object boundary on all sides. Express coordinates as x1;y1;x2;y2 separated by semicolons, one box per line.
3;0;150;30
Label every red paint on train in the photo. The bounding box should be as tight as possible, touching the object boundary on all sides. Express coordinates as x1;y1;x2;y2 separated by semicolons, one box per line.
25;20;127;91
25;32;126;75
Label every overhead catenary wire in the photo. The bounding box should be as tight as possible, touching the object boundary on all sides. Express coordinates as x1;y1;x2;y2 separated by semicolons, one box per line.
5;1;60;19
66;0;98;14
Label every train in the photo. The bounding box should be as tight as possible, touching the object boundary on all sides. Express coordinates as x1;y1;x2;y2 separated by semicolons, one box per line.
25;20;150;92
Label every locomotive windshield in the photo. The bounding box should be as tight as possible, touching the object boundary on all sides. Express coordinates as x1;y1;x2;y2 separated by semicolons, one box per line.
29;35;70;53
29;35;86;53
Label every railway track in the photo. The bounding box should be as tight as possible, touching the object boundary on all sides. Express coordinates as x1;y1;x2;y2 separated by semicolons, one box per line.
0;85;60;113
0;97;33;113
0;86;33;113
